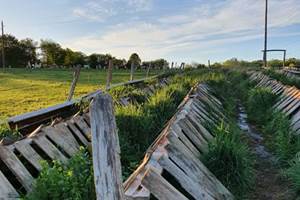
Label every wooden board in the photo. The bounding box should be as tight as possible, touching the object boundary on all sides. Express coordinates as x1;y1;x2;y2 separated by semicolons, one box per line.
0;146;33;192
0;170;19;199
141;167;189;200
14;140;43;171
44;124;80;157
90;94;125;200
31;134;68;163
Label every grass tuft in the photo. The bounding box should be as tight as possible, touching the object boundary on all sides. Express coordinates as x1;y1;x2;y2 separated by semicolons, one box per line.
202;122;254;198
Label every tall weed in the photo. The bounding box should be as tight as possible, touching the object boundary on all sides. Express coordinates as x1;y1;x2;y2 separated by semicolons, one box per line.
246;88;277;126
202;122;254;197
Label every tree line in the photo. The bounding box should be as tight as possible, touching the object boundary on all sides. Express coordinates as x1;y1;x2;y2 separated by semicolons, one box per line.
213;58;300;68
0;34;169;69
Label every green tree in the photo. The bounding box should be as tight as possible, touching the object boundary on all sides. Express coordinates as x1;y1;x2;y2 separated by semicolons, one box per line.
19;38;38;65
40;40;64;67
128;53;141;69
0;34;36;67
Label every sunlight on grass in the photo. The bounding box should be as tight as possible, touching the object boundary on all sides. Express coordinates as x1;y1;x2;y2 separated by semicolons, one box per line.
0;68;160;119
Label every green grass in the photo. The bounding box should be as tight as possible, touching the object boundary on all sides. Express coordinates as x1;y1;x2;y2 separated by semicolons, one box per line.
202;122;254;198
0;68;161;120
205;71;254;198
246;87;278;127
264;112;300;164
264;69;300;88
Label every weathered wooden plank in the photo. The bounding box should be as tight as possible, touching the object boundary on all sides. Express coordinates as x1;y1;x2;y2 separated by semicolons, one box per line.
66;121;89;146
291;111;300;126
158;155;215;200
276;91;300;111
14;140;43;171
282;96;300;115
286;100;300;116
169;124;201;157
177;119;208;153
0;146;33;192
90;94;125;200
141;167;189;200
275;88;297;107
166;140;233;199
0;170;19;199
72;116;91;140
44;124;80;156
32;134;68;163
82;113;91;126
186;114;214;141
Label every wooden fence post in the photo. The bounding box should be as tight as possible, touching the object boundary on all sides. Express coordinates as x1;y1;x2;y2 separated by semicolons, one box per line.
90;93;125;200
130;62;135;81
106;59;113;90
146;64;151;78
67;66;81;101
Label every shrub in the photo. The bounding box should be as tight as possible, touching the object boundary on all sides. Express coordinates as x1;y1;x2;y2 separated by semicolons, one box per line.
0;123;21;141
285;153;300;192
110;85;146;104
246;88;277;126
265;112;300;164
202;122;254;198
24;148;94;200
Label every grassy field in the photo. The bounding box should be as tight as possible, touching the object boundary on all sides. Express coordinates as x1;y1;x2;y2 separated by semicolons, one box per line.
0;68;160;120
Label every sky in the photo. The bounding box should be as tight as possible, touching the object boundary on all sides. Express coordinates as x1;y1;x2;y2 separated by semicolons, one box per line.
0;0;300;64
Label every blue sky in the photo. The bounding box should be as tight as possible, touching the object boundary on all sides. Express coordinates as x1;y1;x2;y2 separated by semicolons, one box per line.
0;0;299;63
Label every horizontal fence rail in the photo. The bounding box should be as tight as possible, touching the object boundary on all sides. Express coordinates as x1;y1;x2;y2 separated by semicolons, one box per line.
6;75;170;136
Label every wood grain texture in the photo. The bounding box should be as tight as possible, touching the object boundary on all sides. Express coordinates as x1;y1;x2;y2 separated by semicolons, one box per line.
90;93;125;200
0;170;19;199
141;167;188;200
14;140;43;171
0;146;33;192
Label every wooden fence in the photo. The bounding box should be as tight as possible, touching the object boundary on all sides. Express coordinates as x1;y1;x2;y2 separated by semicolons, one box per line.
0;81;234;199
7;76;169;136
249;72;300;134
123;83;233;200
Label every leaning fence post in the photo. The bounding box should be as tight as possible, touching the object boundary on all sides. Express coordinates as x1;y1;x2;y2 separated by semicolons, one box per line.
130;62;135;81
90;93;125;200
106;59;113;90
146;63;151;78
67;66;81;101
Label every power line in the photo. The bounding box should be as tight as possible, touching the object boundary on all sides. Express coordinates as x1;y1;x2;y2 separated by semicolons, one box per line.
1;20;5;69
263;0;268;68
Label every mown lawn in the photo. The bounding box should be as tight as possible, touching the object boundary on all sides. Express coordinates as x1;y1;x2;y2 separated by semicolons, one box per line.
0;68;160;120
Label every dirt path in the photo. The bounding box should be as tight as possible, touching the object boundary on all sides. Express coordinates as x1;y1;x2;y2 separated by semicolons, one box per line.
238;106;297;200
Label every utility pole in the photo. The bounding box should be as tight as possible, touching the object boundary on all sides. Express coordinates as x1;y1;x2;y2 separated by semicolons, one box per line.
263;0;268;68
1;20;5;70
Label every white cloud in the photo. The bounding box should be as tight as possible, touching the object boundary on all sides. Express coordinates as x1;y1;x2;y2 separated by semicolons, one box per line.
73;0;152;21
66;0;300;61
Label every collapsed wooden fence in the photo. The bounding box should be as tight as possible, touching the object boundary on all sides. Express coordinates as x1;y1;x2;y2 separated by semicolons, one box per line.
123;83;233;200
6;76;169;136
0;80;234;199
249;72;300;134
